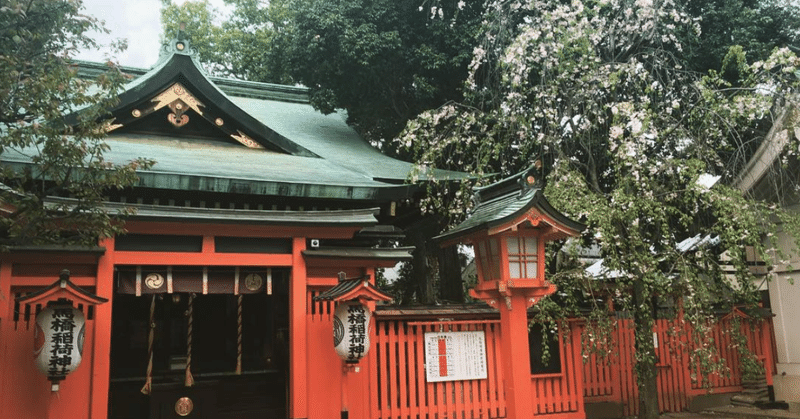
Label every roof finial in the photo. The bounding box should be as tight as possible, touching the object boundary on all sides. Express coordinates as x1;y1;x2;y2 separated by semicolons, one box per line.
159;21;197;59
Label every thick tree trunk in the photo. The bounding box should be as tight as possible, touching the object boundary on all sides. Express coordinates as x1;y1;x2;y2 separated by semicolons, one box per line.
404;218;437;304
401;217;465;304
438;245;464;303
633;280;660;419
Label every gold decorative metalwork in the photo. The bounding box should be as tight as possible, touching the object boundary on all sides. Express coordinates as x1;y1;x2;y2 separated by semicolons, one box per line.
92;119;123;134
152;83;205;128
244;274;263;291
144;273;164;290
131;109;141;117
104;119;123;132
175;397;193;417
231;131;264;149
215;118;224;126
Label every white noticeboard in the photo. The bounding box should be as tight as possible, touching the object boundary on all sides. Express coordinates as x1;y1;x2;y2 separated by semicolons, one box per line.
424;330;488;382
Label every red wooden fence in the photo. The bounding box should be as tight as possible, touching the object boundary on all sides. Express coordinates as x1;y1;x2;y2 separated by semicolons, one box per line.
371;319;507;419
529;321;585;418
582;313;776;416
371;317;585;419
309;300;776;419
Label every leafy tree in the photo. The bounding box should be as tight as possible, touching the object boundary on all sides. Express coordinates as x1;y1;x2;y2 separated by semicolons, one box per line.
400;0;800;418
682;0;799;75
276;0;485;149
162;0;485;150
0;0;151;246
160;0;295;84
160;0;484;303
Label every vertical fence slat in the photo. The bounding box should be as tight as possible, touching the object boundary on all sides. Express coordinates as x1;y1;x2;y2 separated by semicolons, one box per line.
370;320;381;419
406;324;419;419
485;322;499;417
381;322;391;418
416;324;429;419
397;323;409;419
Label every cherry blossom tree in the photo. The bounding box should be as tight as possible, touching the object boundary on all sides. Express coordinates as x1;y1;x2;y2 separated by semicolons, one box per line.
400;0;800;417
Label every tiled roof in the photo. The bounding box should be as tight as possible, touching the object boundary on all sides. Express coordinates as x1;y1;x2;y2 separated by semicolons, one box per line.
313;277;393;302
6;36;467;203
436;167;584;243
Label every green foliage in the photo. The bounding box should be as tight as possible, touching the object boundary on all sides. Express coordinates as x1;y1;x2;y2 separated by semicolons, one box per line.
0;0;152;246
161;0;294;84
278;0;484;147
731;315;766;381
161;0;485;150
399;0;800;417
682;0;799;77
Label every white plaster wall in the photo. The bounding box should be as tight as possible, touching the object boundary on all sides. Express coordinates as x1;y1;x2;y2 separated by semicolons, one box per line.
768;230;800;407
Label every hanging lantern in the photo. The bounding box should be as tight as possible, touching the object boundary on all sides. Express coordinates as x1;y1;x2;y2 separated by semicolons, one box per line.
333;302;372;362
16;270;107;392
315;273;392;363
33;304;86;385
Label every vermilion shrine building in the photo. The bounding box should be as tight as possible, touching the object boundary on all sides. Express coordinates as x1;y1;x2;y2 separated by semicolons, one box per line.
0;35;778;419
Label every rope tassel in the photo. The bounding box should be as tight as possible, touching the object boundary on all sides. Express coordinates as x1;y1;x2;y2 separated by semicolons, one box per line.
185;293;195;387
141;295;156;395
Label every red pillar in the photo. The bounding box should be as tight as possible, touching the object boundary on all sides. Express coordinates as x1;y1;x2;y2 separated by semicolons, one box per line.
498;294;535;419
90;237;115;419
0;262;12;419
761;319;774;385
290;237;308;418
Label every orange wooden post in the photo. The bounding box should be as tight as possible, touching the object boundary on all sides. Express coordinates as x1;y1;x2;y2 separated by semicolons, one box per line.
290;237;308;419
498;293;536;419
0;261;12;419
760;319;774;385
571;320;586;415
90;237;115;419
435;167;584;419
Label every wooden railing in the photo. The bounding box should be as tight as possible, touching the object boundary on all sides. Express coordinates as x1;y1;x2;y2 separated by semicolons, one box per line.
582;313;776;416
307;295;777;419
371;319;507;419
371;317;586;419
530;321;585;418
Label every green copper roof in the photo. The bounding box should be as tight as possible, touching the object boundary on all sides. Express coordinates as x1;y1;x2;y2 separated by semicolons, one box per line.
435;167;584;243
43;196;380;225
53;36;466;201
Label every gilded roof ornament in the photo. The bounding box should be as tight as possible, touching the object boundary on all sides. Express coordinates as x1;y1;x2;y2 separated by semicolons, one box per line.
151;83;205;128
231;131;264;149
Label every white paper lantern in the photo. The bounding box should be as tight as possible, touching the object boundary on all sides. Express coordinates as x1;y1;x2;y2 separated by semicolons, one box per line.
332;302;371;362
33;305;86;381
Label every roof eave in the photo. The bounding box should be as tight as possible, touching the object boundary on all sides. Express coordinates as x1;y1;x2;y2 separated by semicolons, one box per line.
435;191;584;247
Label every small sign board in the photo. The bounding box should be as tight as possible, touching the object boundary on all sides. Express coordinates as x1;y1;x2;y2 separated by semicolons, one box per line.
424;330;487;382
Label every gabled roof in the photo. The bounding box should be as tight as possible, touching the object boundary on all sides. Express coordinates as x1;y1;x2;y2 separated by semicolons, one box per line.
98;42;318;156
5;33;466;203
312;274;393;303
16;269;108;306
436;167;584;245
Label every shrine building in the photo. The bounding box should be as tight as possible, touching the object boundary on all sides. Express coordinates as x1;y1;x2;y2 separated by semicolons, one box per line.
0;33;460;419
0;32;779;419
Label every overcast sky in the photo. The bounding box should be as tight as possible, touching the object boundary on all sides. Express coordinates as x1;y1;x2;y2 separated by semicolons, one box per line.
76;0;227;69
75;0;164;68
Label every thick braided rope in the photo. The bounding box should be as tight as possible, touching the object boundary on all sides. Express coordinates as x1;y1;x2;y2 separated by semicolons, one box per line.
236;294;243;375
140;295;156;395
185;293;194;387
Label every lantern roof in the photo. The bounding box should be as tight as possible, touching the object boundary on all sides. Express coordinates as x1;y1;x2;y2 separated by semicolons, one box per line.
436;167;584;246
313;273;393;303
16;270;108;307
